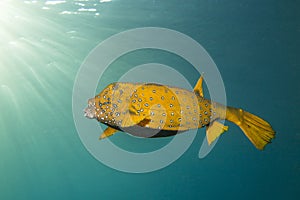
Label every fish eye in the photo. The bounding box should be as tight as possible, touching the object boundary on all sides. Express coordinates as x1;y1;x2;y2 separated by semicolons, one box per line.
100;101;111;106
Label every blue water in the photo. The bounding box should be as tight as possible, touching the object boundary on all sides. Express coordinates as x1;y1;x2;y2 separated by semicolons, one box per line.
0;0;299;199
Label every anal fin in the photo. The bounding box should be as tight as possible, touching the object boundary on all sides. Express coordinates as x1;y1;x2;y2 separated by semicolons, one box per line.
100;127;118;140
206;121;229;145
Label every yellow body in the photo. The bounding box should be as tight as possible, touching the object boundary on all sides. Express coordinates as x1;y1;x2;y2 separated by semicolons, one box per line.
84;76;275;150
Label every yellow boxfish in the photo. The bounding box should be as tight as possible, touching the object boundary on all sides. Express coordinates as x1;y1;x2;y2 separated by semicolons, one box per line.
84;76;275;150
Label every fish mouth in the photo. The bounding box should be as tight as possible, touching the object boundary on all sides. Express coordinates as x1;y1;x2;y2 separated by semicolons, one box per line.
83;107;96;119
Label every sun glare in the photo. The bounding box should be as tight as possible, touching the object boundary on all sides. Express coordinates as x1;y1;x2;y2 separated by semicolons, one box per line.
0;0;76;120
0;0;18;43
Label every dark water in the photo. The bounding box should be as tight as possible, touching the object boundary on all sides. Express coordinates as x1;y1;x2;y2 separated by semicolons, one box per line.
0;0;299;199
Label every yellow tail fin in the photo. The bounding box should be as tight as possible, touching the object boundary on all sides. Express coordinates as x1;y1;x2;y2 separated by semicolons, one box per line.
226;107;275;150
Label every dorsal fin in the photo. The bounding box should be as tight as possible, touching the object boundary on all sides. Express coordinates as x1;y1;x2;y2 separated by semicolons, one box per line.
194;75;204;97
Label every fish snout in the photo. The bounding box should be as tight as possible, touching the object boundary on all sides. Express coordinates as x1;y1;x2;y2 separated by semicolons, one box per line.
84;106;96;119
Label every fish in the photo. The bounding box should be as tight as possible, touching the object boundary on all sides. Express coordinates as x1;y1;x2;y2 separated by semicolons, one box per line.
84;76;275;150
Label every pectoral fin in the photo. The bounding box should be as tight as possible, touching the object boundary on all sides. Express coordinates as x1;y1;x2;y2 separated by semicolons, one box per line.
127;104;149;127
137;118;151;127
206;121;229;145
99;127;118;140
194;75;204;97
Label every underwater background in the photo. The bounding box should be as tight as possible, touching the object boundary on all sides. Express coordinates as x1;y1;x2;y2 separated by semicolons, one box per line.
0;0;299;199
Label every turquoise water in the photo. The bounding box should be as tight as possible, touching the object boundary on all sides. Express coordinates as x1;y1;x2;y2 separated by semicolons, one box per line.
0;0;299;199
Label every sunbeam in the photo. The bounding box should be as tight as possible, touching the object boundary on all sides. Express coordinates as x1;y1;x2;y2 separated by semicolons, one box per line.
0;0;82;132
